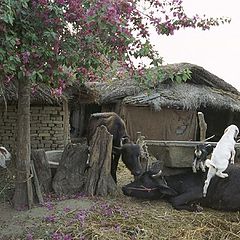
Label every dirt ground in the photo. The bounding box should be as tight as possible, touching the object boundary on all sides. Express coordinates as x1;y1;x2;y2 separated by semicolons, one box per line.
0;162;133;239
0;199;94;239
1;163;240;240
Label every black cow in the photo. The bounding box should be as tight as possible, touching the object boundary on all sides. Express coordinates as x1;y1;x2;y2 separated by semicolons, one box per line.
122;165;240;211
87;112;143;182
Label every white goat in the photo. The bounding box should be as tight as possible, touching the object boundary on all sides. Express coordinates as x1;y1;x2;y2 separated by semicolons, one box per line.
203;125;239;197
0;146;11;168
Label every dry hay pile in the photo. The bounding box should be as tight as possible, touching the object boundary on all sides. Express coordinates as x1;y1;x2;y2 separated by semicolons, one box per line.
0;163;15;204
1;162;240;240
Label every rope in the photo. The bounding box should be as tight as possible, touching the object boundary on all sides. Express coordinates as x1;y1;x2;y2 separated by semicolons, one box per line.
2;166;33;183
126;185;159;192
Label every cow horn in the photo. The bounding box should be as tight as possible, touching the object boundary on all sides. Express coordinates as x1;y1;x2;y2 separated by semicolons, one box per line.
203;135;215;142
151;169;162;178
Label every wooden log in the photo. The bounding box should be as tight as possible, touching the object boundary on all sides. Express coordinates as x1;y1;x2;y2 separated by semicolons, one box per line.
84;125;117;196
197;112;207;141
31;149;53;194
62;96;70;146
30;161;44;204
52;143;88;195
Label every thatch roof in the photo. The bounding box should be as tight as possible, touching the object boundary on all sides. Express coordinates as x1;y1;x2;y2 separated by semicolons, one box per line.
89;63;240;112
0;81;98;106
1;63;239;112
0;81;63;105
66;83;100;105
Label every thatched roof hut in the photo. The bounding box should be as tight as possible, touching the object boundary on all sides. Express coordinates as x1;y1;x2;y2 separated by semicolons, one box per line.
0;82;64;105
0;82;71;151
78;63;240;142
91;63;240;111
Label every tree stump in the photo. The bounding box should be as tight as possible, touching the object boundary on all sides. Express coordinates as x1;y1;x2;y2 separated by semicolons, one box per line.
84;125;117;196
31;149;52;194
52;143;88;196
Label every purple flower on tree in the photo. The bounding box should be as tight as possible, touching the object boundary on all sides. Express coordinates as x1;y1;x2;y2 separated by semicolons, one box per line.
21;51;30;64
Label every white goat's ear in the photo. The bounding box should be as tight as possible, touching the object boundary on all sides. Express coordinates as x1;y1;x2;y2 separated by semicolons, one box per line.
235;129;239;138
224;126;229;134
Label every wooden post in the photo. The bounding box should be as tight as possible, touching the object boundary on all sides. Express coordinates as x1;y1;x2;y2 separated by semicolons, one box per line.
197;112;207;141
79;104;86;137
62;96;70;146
84;125;116;196
31;149;52;194
136;132;150;171
30;162;44;204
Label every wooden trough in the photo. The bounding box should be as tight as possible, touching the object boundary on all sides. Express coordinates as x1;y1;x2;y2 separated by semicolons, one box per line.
143;112;240;168
145;140;240;168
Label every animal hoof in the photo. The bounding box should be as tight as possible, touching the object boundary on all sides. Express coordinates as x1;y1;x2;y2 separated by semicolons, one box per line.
196;205;203;212
190;203;203;212
222;173;229;178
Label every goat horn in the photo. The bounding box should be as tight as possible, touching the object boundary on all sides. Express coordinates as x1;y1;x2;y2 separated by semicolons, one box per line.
203;135;215;142
151;169;162;178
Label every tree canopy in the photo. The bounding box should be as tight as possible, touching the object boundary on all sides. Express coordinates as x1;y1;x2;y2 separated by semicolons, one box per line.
0;0;230;92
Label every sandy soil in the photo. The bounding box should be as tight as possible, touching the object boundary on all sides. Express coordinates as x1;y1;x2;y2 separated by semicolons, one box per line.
0;161;132;240
0;198;94;240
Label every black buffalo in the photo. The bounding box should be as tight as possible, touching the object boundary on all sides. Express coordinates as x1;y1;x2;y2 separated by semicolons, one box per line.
87;112;142;182
122;165;240;211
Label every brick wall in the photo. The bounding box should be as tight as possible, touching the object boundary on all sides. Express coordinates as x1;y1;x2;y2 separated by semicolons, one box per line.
0;104;70;152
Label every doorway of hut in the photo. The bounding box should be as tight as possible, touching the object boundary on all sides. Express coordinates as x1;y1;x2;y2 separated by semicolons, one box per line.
69;104;101;142
198;107;239;142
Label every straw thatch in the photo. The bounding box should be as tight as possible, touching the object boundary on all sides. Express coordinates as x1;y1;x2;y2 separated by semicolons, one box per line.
66;83;100;105
123;83;240;111
89;63;240;112
1;63;239;111
0;81;62;105
0;80;101;106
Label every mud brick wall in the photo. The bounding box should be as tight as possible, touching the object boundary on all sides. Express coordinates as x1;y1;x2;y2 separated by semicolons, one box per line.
0;105;70;153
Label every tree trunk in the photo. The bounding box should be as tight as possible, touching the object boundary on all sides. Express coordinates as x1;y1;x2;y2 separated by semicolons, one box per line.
52;143;88;196
84;125;117;196
13;76;33;210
